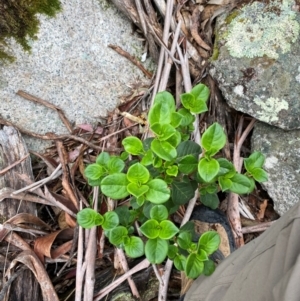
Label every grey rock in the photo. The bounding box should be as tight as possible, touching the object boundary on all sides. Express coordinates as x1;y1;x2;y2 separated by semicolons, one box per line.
0;0;153;151
210;0;300;130
252;122;300;215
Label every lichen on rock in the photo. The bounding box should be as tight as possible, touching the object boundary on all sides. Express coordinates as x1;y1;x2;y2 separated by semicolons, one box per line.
225;0;299;59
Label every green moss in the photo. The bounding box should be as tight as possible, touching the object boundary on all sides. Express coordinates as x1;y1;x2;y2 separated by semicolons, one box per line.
0;0;61;63
225;10;240;24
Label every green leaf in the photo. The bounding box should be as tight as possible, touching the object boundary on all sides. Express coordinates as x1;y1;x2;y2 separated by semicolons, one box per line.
141;149;153;166
145;179;170;204
190;83;210;102
96;152;110;166
174;254;187;271
199;231;220;255
249;168;268;182
153;156;163;168
151;123;176;141
218;176;232;192
150;205;168;222
159;220;179;240
136;195;145;206
77;208;104;229
143;138;154;151
151;140;177;161
200;193;219;209
114;206;131;227
87;177;103;187
168;245;178;259
230;173;252;194
180;93;208;114
122;136;144;155
177;231;192;250
101;173;130;199
127;163;150;184
177;141;201;160
166;165;178;177
201;123;226;156
127;183;149;198
145;238;169;264
217;158;236;178
109;226;128;245
139;219;160;239
166;131;181;147
102;211;119;230
198;158;220;182
203;259;215;276
84;164;106;180
171;180;196;205
185;253;204;279
120;151;129;161
124;236;144;258
171;112;183;128
178;155;198;174
244;151;265;172
180;221;196;236
107;157;125;174
178;108;195;126
148;92;175;126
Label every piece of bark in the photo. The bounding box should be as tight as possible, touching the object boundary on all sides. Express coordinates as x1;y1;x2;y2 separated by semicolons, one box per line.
0;126;42;300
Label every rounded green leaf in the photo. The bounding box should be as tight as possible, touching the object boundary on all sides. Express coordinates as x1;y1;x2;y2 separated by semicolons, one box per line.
139;219;160;239
177;231;192;250
178;108;195;126
151;139;177;161
145;179;170;204
96;152;110;166
124;236;144;258
244;151;265;172
168;244;178;259
150;205;168;222
229;173;252;194
177;141;201;160
150;123;176;141
201;123;226;155
218;176;232;192
174;254;187;271
166;131;181;147
107;157;125;174
141;149;153;166
198;158;220;183
122;136;144;155
84;164;106;180
190;83;210;102
102;211;119;230
109;226;128;245
178;155;198;174
101;173;130;199
171;180;196;205
127;163;150;184
159;220;179;240
171;112;183;128
199;231;220;255
203;259;215;276
200;193;219;210
250;167;268;182
185;253;204;279
217;158;236;178
127;183;149;198
77;208;104;229
180;93;208;114
145;238;169;264
166;165;178;177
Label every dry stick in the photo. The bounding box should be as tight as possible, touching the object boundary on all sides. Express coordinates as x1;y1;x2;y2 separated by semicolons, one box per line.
16;90;73;134
116;248;140;298
241;221;276;234
150;0;174;104
56;140;79;209
0;117;133;152
108;45;152;79
134;0;147;35
0;154;29;176
84;187;99;301
227;118;256;248
93;259;150;301
158;20;182;91
75;202;85;301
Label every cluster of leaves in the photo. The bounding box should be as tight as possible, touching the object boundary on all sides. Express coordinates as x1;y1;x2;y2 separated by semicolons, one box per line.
77;84;268;279
0;0;61;63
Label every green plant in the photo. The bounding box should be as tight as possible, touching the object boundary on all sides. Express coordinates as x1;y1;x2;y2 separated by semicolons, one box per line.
0;0;61;63
77;84;268;279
